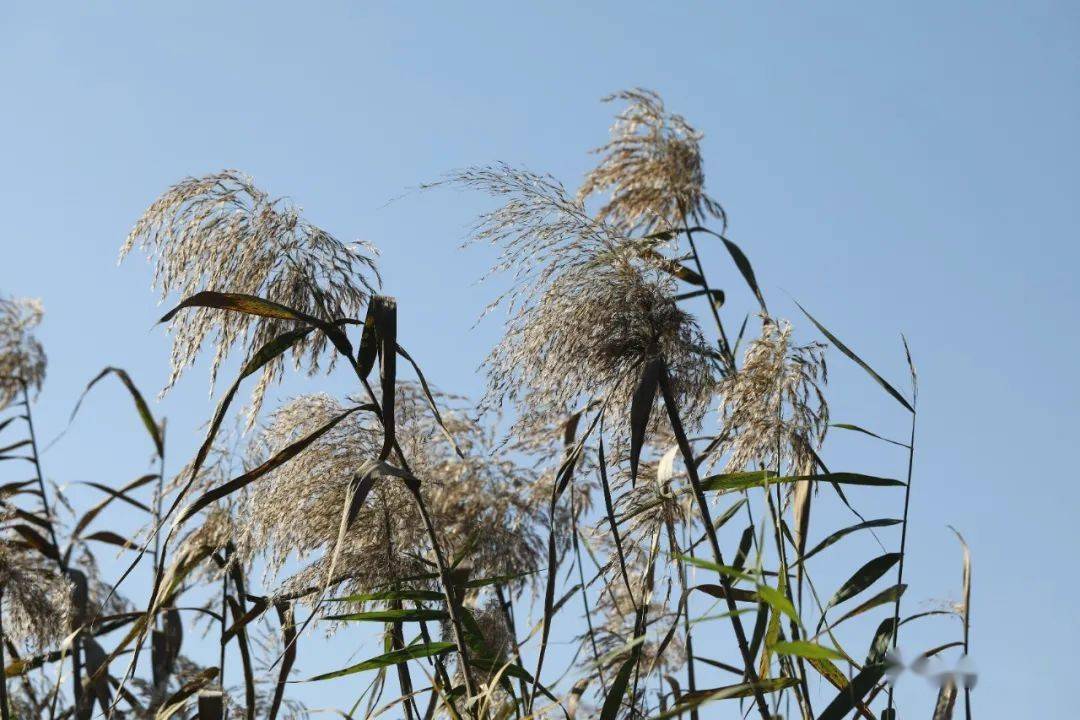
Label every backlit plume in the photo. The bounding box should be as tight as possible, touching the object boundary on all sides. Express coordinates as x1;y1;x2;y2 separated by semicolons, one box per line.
0;296;46;411
448;165;715;431
235;385;546;604
579;89;724;234
718;318;828;475
120;170;380;414
0;540;73;650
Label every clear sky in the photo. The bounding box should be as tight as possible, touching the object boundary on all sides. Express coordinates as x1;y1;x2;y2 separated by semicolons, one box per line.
1;2;1076;717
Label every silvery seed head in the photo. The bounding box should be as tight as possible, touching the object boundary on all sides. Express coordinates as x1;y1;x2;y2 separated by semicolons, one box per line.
0;540;73;650
120;170;380;416
236;385;546;605
447;165;715;433
718;318;828;475
0;295;46;410
579;89;724;235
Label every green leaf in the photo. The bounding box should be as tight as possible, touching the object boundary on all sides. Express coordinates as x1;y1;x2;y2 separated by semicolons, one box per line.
599;653;636;720
638;247;705;286
933;679;958;720
0;440;29;455
329;589;444;604
629;357;661;485
693;584;758;604
71;367;163;457
719;236;767;313
73;474;158;537
303;642;456;681
176;404;370;526
778;472;905;488
355;298;380;378
675;555;757;583
866;617;898;666
323;609;448;623
674;288;725;306
770;640;844;661
154;667;218;719
817;664;887;720
712;497;747;530
805;656;849;691
652;678;798;719
397;343;464;459
824;584;906;632
700;470;775;492
374;296;397;461
702;471;902;493
756;584;800;627
83;530;141;551
159;291;312;324
831;423;908;448
824;553;901;612
159;291;354;360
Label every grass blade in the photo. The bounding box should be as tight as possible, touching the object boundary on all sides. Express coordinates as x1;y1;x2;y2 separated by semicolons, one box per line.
824;553;901;613
794;300;913;412
304;642;456;682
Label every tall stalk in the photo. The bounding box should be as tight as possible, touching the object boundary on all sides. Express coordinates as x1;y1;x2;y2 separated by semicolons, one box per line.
153;421;166;628
351;367;482;708
0;588;8;720
17;379;85;717
886;403;917;714
763;486;812;719
381;501;418;720
664;520;697;720
657;365;771;720
219;545;229;720
571;490;607;695
767;403;812;719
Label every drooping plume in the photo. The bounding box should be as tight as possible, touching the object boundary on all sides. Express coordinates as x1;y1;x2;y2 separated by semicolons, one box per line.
0;540;73;650
120;170;380;415
447;165;715;431
579;89;724;234
235;385;546;604
718;318;828;475
0;296;46;410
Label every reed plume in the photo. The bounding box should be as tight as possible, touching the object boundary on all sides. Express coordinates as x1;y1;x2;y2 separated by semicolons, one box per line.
236;385;545;604
0;296;46;410
120;170;380;415
579;89;724;234
0;539;73;650
448;165;715;432
718;317;828;475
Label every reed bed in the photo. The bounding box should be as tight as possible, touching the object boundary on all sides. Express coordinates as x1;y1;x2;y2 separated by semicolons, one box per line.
0;90;972;719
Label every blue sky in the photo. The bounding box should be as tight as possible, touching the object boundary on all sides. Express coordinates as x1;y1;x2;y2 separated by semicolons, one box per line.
1;2;1076;716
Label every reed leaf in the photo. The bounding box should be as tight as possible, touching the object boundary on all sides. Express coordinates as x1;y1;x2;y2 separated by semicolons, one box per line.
305;642;456;682
794;300;913;412
824;553;901;612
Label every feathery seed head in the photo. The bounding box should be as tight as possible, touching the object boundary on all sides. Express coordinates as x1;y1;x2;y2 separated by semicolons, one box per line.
0;541;73;650
448;165;714;431
489;259;715;433
579;89;724;234
0;295;46;410
237;386;546;604
718;318;828;475
120;170;380;415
